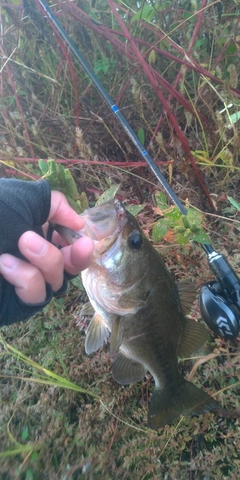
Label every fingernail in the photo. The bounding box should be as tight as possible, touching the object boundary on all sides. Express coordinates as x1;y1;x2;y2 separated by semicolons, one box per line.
25;232;47;255
0;254;20;271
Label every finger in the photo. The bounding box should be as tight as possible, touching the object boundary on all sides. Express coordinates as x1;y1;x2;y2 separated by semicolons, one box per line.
0;254;47;304
60;236;94;275
18;231;64;292
48;191;85;230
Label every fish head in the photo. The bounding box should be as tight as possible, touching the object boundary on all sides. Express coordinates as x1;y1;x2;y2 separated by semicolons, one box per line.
95;199;147;277
55;198;154;314
54;199;121;244
88;199;153;314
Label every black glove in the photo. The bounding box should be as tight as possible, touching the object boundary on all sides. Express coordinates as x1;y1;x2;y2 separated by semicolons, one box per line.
0;178;66;327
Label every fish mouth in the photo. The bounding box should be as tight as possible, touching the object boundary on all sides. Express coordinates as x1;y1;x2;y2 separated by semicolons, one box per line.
53;198;128;250
80;198;126;241
94;199;128;255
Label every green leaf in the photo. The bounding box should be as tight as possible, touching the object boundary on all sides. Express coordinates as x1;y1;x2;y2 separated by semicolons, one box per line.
194;39;207;50
94;57;110;75
126;204;145;216
31;452;39;461
38;159;87;213
131;5;155;22
183;12;193;20
185;208;203;224
164;207;182;221
26;470;34;480
96;185;120;204
137;128;145;144
175;233;189;245
21;427;29;441
38;159;49;175
190;231;211;244
154;194;209;245
152;218;172;242
155;192;168;209
70;276;85;291
227;196;240;211
64;169;79;197
226;42;236;57
228;111;240;124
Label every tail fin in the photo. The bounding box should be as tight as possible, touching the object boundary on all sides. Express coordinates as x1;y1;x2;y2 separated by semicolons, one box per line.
148;381;218;430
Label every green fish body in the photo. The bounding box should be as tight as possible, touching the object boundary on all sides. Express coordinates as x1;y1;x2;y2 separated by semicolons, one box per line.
56;199;218;428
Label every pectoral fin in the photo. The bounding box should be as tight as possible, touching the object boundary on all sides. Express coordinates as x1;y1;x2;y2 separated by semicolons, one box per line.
110;316;123;355
178;318;209;358
80;302;95;317
112;350;146;384
85;313;109;355
178;279;197;315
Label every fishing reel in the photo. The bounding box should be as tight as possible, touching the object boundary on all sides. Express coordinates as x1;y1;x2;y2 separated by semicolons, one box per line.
199;246;240;340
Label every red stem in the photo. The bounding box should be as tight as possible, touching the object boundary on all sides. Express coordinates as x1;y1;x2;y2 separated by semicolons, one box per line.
188;0;208;53
62;1;240;100
60;2;211;123
14;157;172;168
149;0;208;144
106;0;215;211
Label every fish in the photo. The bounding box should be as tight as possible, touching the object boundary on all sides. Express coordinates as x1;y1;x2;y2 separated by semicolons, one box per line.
55;199;218;429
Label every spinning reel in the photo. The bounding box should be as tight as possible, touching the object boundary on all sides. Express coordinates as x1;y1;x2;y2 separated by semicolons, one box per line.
199;245;240;340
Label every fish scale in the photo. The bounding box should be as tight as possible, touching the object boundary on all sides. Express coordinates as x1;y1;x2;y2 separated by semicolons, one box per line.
55;198;218;429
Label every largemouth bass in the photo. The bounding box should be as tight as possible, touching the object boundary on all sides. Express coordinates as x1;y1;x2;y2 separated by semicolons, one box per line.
56;199;218;429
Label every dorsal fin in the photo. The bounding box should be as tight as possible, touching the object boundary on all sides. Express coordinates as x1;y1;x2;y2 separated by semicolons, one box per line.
177;279;198;315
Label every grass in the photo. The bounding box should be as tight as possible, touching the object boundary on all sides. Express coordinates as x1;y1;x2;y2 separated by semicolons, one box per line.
1;1;240;478
1;295;240;479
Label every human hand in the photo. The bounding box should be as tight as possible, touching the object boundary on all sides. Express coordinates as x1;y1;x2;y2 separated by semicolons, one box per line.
0;191;94;305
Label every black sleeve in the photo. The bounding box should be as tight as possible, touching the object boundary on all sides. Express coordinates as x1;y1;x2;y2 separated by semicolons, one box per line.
0;178;51;255
0;178;54;327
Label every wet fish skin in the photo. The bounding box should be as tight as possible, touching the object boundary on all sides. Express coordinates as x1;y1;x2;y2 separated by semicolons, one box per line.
56;199;218;429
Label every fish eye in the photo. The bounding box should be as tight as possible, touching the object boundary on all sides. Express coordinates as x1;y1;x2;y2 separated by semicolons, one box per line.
128;230;143;249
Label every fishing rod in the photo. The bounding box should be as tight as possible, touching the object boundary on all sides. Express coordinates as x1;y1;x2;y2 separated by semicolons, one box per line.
36;0;240;340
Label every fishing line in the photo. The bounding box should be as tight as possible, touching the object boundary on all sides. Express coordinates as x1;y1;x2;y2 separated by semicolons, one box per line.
35;0;240;340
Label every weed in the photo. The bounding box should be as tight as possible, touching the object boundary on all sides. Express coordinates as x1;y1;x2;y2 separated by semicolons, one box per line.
1;1;240;478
